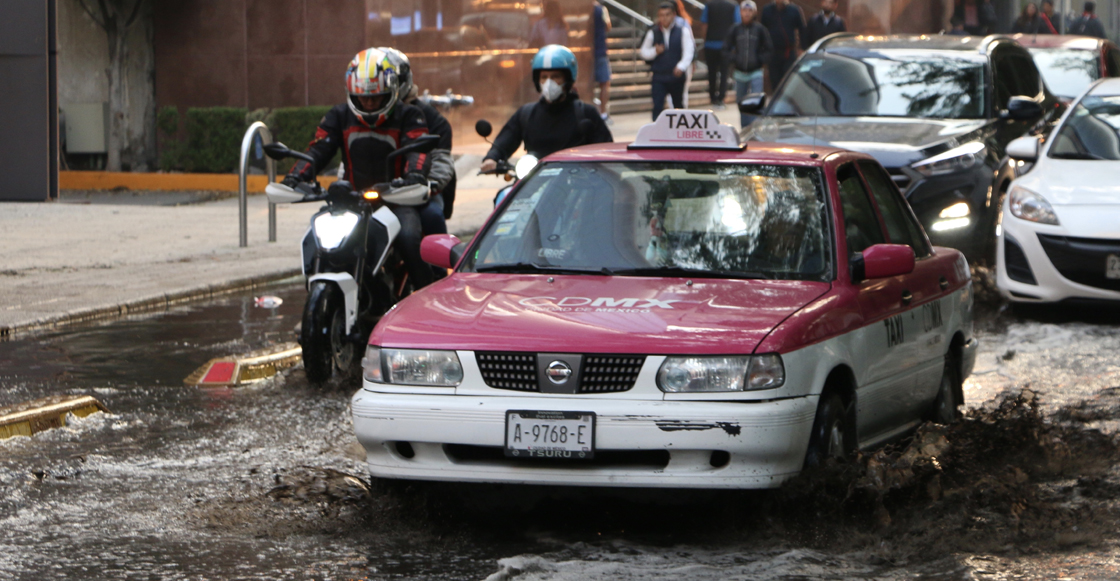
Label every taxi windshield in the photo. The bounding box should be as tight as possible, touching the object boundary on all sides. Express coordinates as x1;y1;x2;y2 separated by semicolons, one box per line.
464;162;832;281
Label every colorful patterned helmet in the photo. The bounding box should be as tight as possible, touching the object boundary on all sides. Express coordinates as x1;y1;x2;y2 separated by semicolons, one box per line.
531;44;578;92
378;47;414;102
345;48;401;126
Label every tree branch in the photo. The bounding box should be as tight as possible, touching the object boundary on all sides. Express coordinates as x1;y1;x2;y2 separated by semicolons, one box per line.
77;0;108;30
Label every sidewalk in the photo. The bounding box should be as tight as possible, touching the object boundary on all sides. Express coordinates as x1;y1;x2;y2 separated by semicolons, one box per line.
0;110;660;337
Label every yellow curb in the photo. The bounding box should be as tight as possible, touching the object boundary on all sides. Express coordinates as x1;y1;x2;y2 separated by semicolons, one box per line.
184;342;303;387
0;395;109;439
60;171;338;192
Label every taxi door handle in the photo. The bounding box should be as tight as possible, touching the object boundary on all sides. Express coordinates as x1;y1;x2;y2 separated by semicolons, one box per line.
939;276;949;290
901;290;913;305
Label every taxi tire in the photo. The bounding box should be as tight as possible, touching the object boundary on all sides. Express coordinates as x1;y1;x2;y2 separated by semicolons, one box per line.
804;393;851;468
301;281;352;384
930;353;962;424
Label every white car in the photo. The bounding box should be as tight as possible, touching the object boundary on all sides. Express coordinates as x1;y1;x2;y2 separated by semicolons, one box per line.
997;78;1120;303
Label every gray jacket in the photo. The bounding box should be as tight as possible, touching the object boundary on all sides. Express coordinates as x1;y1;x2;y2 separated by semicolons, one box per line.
722;22;774;74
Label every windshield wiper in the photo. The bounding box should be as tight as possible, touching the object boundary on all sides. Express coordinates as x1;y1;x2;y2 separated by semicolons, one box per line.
609;266;770;280
474;262;616;276
1049;152;1107;160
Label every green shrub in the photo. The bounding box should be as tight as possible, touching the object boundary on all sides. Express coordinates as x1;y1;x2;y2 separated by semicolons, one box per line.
184;107;248;173
156;106;185;171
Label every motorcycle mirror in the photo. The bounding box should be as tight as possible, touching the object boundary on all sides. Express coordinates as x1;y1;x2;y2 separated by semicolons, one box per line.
262;142;292;160
475;119;493;138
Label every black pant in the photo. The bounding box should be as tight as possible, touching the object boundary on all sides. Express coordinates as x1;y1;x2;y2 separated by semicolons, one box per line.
651;77;686;120
768;49;798;91
390;204;434;290
705;48;729;103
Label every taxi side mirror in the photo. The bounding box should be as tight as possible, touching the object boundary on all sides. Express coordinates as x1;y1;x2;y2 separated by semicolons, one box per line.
859;244;915;280
421;234;466;269
738;93;767;115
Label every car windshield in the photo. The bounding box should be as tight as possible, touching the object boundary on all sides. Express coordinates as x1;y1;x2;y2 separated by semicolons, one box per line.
464;162;832;281
1029;48;1099;100
769;51;987;119
1049;94;1120;160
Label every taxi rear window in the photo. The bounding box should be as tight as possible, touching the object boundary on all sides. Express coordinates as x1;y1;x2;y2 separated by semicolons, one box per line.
465;162;833;281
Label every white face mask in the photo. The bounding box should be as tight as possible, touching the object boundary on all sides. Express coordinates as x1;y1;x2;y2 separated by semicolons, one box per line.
541;78;564;103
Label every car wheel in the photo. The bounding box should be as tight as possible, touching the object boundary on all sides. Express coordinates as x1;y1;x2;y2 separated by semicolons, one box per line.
805;393;851;467
301;281;353;383
929;352;962;424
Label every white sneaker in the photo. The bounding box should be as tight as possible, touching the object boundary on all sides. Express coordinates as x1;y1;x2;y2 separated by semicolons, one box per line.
601;113;614;126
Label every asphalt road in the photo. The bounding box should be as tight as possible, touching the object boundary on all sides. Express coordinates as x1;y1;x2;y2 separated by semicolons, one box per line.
3;280;1120;580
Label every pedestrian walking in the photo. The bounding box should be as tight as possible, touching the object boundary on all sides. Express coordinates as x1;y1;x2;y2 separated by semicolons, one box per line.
640;2;695;120
802;0;845;49
951;0;997;35
699;0;741;109
1012;2;1053;33
1041;0;1062;33
671;0;695;107
722;0;773;126
590;0;613;123
529;0;571;48
1068;1;1107;38
760;0;805;90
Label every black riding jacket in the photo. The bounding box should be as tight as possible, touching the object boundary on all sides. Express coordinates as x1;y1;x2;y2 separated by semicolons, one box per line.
484;94;613;162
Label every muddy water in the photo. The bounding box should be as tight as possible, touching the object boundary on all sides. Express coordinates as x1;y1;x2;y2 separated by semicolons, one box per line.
2;280;1120;580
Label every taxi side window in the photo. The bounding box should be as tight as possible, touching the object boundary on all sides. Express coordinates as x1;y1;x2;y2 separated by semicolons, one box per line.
837;163;885;255
858;161;931;258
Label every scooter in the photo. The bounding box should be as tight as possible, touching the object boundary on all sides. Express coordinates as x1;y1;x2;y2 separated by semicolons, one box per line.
474;118;593;206
262;135;439;383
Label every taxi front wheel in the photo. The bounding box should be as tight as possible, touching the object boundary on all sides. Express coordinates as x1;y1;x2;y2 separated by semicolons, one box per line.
929;353;963;424
805;393;852;467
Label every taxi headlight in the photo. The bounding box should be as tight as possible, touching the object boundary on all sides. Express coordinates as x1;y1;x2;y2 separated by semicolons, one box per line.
313;211;360;250
1009;185;1059;225
657;354;784;392
911;142;986;178
362;346;463;386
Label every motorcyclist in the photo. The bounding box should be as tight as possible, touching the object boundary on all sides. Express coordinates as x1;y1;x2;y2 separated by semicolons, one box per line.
283;48;436;290
378;47;455;238
479;44;613;174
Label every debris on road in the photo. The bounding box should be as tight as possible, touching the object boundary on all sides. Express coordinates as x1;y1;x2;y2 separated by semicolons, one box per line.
254;295;283;309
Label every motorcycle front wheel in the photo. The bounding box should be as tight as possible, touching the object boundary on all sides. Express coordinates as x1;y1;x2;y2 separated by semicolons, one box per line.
301;281;354;383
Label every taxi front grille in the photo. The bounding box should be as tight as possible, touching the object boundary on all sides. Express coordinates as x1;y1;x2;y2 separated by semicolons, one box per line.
580;355;645;393
476;352;538;391
475;352;645;393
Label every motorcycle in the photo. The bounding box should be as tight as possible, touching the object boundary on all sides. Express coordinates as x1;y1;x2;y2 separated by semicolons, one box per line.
262;135;439;383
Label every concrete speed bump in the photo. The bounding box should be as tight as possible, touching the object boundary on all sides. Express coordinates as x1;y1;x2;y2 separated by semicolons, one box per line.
184;342;302;387
0;395;109;440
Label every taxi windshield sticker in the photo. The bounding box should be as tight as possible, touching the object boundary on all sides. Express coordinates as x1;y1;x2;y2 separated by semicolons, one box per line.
629;109;744;151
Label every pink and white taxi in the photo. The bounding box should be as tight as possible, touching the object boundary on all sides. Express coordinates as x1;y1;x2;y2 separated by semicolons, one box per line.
350;111;979;489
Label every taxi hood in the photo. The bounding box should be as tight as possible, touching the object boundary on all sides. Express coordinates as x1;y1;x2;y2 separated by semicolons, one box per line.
371;274;831;354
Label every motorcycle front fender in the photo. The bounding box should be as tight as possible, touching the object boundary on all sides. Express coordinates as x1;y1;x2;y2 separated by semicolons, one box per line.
307;272;358;335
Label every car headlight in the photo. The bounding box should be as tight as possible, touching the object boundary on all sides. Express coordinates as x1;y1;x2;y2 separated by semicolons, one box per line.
313;211;360;250
362;346;463;386
657;354;785;393
1009;185;1059;225
911;142;987;177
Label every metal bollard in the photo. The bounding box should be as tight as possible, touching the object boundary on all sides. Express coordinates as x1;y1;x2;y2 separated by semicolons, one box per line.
237;122;278;247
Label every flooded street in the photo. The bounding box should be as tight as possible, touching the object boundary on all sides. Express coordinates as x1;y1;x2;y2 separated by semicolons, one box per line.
3;277;1120;580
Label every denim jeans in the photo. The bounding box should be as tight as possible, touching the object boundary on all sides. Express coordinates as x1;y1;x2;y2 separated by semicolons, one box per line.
735;74;765;127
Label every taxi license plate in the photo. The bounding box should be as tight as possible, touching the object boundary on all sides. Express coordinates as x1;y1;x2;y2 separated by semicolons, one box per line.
1107;255;1120;279
505;410;595;459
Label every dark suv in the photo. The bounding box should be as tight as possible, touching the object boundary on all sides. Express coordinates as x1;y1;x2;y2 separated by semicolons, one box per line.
740;34;1065;262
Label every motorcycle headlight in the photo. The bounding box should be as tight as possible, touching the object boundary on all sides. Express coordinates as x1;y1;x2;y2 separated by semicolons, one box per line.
1009;185;1059;225
911;142;987;178
656;354;785;393
514;155;539;180
362;346;463;387
313;211;360;250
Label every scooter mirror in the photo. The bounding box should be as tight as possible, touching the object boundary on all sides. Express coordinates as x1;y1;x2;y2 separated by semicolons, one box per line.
475;119;493;138
262;142;292;160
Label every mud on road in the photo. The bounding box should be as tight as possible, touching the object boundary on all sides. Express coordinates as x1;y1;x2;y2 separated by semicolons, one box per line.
5;275;1120;579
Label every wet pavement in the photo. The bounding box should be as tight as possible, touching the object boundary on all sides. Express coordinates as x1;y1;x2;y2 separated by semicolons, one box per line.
3;277;1120;580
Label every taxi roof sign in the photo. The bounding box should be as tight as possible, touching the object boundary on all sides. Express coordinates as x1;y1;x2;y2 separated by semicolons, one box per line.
628;109;744;151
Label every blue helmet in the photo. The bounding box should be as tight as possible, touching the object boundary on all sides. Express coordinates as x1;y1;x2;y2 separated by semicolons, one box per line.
531;45;578;92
